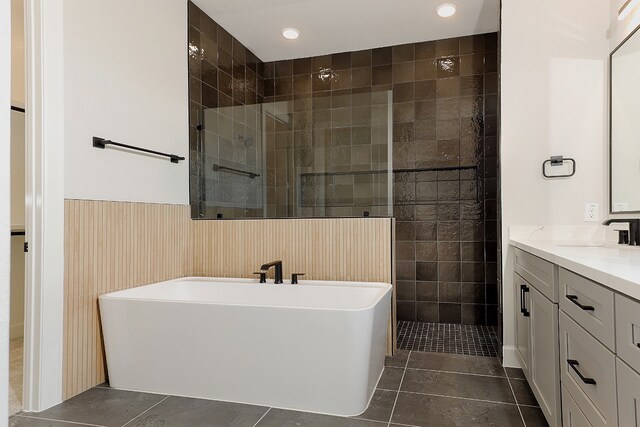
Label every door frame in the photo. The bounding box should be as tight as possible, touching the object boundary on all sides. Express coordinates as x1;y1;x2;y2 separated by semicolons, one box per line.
22;0;65;412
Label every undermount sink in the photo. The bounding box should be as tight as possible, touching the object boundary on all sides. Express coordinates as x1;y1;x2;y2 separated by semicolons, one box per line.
555;242;606;248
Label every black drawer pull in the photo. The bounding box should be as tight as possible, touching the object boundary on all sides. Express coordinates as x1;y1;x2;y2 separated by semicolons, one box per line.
520;284;530;317
566;295;595;311
567;359;596;385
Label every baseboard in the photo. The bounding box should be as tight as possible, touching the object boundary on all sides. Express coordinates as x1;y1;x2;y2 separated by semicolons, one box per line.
502;345;520;368
10;322;24;340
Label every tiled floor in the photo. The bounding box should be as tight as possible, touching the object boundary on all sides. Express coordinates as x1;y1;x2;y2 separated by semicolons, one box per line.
9;351;548;427
397;321;501;357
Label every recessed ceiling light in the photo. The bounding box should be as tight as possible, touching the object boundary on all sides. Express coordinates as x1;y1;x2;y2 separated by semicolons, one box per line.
282;28;300;40
437;3;457;18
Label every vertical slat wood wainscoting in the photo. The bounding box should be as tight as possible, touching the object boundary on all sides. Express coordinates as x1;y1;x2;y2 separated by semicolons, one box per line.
190;218;392;282
63;199;393;399
63;200;191;399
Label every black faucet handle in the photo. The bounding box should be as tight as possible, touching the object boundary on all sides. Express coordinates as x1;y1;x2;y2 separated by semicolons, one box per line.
253;271;267;284
291;273;305;284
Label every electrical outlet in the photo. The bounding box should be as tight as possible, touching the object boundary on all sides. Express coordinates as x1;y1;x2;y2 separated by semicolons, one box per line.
584;203;599;222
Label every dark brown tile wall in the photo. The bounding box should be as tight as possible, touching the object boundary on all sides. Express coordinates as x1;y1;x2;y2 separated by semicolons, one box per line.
188;2;266;219
187;1;500;325
264;34;499;324
388;34;499;325
262;58;393;218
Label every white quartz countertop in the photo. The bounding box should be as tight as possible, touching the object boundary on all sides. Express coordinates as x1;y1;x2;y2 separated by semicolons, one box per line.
510;238;640;301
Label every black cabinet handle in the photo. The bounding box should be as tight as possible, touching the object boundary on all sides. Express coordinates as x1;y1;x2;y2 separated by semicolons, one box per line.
567;359;596;385
520;284;530;317
566;295;595;311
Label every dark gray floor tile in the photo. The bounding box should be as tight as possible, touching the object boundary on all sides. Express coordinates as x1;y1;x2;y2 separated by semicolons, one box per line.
354;389;396;422
28;388;166;427
408;352;504;376
377;367;404;391
385;350;409;367
127;395;268;427
504;367;526;379
520;406;549;427
391;392;523;427
401;369;515;403
256;408;386;426
510;379;539;407
9;416;98;427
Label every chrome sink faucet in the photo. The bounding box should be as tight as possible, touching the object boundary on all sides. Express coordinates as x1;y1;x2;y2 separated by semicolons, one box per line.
257;260;283;284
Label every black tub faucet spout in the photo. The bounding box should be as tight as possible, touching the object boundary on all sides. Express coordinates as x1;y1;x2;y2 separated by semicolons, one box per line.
260;260;283;284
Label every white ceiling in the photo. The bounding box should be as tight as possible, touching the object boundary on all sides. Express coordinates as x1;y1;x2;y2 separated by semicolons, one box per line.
192;0;500;62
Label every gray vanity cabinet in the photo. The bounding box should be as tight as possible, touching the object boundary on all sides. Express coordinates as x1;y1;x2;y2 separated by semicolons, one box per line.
616;358;640;427
514;272;531;378
561;387;591;427
513;244;640;427
514;248;561;427
529;285;561;426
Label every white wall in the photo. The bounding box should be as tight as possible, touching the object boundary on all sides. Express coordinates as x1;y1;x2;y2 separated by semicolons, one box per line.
63;0;189;205
10;110;25;340
10;1;26;340
11;0;25;108
500;0;610;365
11;110;25;228
2;0;13;422
10;236;25;339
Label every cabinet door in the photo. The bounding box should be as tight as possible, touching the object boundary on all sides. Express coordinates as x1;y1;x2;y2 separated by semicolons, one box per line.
529;285;561;427
514;273;531;377
617;358;640;427
562;386;593;427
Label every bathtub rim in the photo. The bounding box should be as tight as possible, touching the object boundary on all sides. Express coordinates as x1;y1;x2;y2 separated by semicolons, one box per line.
98;276;393;313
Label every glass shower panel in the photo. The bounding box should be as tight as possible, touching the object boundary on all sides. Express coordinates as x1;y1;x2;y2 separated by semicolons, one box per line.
263;90;393;218
196;104;265;219
191;90;392;219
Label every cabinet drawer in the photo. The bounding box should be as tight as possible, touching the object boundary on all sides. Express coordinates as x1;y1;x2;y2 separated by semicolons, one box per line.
616;358;640;427
560;312;617;427
559;268;615;350
615;294;640;373
514;247;558;302
562;386;593;427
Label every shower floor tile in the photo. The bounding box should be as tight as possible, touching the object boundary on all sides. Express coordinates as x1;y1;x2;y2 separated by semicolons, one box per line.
397;321;500;357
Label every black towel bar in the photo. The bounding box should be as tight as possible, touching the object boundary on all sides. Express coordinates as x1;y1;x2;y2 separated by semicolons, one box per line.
93;137;185;163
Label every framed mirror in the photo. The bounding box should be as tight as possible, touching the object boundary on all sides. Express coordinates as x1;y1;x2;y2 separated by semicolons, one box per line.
610;24;640;213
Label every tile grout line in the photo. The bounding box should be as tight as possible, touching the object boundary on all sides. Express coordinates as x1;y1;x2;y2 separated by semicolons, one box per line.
120;395;171;427
505;373;527;426
403;366;507;378
16;414;107;427
395;389;521;406
387;350;412;427
252;407;272;426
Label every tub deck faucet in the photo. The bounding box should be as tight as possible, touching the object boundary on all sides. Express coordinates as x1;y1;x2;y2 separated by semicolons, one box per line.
260;260;283;284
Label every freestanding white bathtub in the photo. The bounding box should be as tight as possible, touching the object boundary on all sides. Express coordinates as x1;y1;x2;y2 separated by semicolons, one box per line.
99;277;392;416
